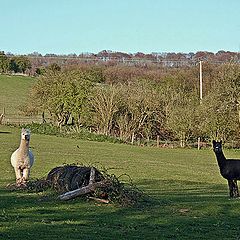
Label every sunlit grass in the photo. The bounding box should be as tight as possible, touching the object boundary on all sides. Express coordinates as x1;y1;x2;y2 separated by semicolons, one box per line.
0;75;42;123
1;124;240;239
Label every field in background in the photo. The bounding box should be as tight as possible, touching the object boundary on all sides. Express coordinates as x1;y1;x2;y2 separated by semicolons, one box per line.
1;74;240;239
0;74;42;124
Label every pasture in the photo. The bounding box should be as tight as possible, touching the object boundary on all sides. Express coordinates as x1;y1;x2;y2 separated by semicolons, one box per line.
0;74;41;124
1;74;240;239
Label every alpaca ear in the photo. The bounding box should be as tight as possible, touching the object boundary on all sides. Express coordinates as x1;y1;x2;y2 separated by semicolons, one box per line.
212;140;216;145
220;140;222;144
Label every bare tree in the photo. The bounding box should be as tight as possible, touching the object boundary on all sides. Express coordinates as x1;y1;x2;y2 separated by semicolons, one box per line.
90;84;120;135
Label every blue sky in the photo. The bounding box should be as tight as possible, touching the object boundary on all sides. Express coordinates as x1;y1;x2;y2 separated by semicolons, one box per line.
0;0;239;54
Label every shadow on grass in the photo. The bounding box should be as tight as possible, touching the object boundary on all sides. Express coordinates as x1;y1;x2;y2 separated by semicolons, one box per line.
1;179;240;240
0;131;11;134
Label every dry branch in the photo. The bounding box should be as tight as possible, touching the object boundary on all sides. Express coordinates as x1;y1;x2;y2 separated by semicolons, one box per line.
88;196;110;204
58;179;112;201
89;167;95;184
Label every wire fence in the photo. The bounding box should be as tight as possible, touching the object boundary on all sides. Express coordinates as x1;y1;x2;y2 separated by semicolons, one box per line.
1;115;239;150
1;114;43;125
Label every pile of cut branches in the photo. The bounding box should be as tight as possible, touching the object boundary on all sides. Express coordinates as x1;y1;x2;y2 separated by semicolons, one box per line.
9;164;143;206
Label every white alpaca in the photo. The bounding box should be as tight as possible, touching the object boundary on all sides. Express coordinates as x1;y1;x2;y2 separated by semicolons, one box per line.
11;128;34;184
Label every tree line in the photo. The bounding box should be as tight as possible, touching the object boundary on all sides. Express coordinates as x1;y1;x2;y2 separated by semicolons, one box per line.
9;49;240;62
22;62;240;146
0;51;31;74
2;49;239;77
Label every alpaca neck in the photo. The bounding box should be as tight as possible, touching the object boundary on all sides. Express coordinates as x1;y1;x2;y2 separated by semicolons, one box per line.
215;151;226;170
19;139;29;155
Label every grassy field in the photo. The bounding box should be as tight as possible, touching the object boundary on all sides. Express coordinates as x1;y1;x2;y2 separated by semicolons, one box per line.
1;75;240;239
1;125;240;239
0;74;41;124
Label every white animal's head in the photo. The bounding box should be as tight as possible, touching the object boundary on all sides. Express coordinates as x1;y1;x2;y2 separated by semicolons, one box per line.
21;128;31;141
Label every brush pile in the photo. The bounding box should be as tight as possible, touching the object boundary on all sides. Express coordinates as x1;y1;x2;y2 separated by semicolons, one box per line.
9;164;143;206
46;165;104;192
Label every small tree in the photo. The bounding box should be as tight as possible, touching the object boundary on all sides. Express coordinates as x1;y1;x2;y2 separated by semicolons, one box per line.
10;56;31;73
47;63;61;72
26;69;97;127
199;91;238;141
115;80;158;143
159;71;200;146
165;94;199;147
0;51;10;73
90;84;120;135
199;64;240;141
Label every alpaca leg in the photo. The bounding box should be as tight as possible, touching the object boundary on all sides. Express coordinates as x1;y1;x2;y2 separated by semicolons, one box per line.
22;168;30;182
232;180;239;198
15;167;22;184
228;180;239;198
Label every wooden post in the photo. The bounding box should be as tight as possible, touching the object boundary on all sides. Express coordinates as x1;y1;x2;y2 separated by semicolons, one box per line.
198;61;203;150
199;61;203;103
0;107;5;124
197;137;201;150
131;132;134;145
156;135;160;148
0;114;3;124
237;102;240;125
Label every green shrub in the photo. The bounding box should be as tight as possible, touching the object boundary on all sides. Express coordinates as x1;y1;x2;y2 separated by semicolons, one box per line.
21;123;60;135
21;123;124;144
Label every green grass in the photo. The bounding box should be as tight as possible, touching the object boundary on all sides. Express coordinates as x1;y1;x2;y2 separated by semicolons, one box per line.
0;74;42;124
1;74;240;239
1;124;240;239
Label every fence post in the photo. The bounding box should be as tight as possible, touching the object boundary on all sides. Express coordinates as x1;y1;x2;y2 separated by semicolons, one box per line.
197;137;201;150
131;132;135;145
0;107;5;124
157;135;160;147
